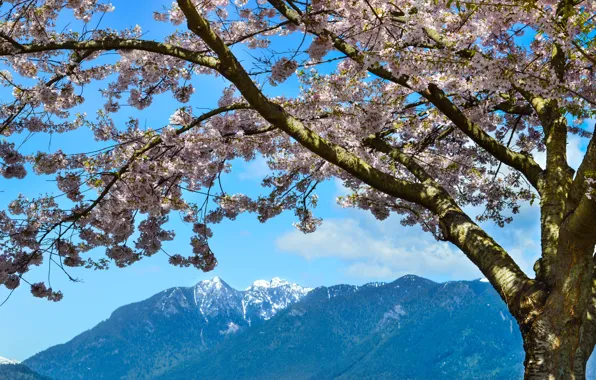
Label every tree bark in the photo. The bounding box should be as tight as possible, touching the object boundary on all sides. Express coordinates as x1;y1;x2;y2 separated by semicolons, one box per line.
522;235;595;380
523;313;590;379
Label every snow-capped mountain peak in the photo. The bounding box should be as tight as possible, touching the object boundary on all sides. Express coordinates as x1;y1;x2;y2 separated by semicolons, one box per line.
0;356;19;365
246;277;312;291
242;278;312;321
197;276;229;289
249;279;270;289
246;277;293;290
270;277;289;287
153;277;313;323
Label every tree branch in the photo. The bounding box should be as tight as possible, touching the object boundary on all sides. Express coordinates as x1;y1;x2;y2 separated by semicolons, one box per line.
267;0;545;192
176;0;436;210
563;133;596;253
1;39;220;70
421;84;544;190
493;100;534;116
362;134;544;322
519;91;575;286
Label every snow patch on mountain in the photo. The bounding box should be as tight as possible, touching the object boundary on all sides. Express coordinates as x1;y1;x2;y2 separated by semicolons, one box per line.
362;281;386;288
250;280;270;288
220;322;240;335
377;304;406;330
0;356;19;365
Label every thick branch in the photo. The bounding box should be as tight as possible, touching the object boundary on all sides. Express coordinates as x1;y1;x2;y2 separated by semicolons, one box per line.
561;135;596;259
176;0;436;211
521;93;574;286
564;195;596;245
422;84;544;189
439;210;547;325
493;101;534;116
363;135;542;321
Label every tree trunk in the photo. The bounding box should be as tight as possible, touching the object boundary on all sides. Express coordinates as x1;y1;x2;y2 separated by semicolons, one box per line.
523;314;590;379
521;232;595;380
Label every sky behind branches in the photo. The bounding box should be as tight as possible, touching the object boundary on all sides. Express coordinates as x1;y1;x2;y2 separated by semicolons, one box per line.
0;0;593;361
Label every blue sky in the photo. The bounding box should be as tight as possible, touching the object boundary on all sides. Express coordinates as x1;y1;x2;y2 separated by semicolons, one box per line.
0;0;592;362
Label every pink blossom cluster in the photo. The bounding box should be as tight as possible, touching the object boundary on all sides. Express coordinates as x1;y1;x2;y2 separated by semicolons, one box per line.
269;59;298;86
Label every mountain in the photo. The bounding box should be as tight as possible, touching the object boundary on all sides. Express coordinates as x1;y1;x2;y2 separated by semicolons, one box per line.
0;358;50;380
24;277;311;380
159;275;525;379
23;275;596;379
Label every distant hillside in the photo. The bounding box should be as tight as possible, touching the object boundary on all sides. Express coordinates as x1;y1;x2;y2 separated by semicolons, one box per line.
0;358;50;380
24;275;596;379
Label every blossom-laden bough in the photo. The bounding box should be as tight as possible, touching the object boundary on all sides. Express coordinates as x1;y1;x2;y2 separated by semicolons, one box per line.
0;0;595;377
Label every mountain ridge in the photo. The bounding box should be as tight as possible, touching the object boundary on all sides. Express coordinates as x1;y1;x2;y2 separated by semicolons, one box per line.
24;274;596;379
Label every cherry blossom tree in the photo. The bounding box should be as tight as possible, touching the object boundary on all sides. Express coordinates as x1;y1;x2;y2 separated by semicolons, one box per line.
0;0;595;377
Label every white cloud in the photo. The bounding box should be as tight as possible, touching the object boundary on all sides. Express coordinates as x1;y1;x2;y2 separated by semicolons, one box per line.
275;218;481;282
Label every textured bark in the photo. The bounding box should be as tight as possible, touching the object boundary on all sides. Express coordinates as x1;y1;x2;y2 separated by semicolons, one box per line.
524;96;574;286
522;223;595;380
523;316;589;380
